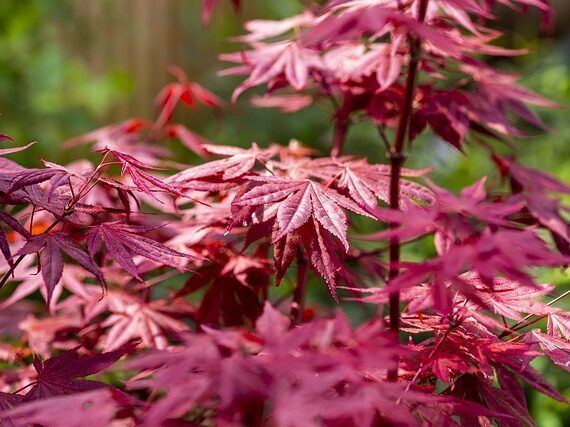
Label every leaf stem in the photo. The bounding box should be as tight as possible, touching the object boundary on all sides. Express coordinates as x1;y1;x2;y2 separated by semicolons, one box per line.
0;155;110;291
331;118;349;158
290;251;308;327
387;0;430;382
499;287;570;338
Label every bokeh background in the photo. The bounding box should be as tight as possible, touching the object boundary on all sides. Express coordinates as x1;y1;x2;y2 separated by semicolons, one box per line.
0;0;569;423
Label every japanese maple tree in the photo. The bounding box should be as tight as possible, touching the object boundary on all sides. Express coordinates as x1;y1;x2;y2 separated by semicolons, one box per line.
0;0;568;425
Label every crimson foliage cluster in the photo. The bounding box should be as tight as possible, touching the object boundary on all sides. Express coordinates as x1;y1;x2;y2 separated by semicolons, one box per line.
0;0;568;425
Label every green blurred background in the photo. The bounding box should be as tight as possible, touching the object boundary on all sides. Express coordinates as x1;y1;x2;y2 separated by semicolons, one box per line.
0;0;568;423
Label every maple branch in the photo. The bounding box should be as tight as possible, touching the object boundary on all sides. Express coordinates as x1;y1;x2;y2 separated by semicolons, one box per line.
12;380;38;395
387;0;430;382
290;251;308;327
0;254;25;289
377;126;392;153
0;155;109;291
331;118;349;158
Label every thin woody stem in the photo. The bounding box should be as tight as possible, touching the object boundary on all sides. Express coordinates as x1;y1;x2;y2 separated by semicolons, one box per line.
290;251;308;327
331;118;350;158
0;154;110;291
499;287;570;339
387;0;430;382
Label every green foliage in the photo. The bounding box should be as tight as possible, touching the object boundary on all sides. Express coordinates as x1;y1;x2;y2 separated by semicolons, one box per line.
0;0;129;164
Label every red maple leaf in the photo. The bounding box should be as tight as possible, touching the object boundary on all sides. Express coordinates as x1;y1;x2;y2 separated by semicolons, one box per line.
175;249;267;327
548;312;570;338
17;233;105;306
87;222;199;281
303;156;433;209
0;141;37;157
23;343;137;400
155;66;222;129
221;40;324;101
98;291;191;350
234;175;371;249
2;389;123;427
99;148;189;203
202;0;242;24
169;143;278;185
528;330;570;374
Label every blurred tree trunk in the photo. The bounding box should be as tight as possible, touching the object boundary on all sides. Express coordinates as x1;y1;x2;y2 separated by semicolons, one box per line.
59;0;569;122
64;0;181;119
553;0;570;34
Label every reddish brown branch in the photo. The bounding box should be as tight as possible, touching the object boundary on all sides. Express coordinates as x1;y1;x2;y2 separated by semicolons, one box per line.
331;118;349;158
387;0;430;382
290;251;308;327
499;287;570;339
0;155;109;291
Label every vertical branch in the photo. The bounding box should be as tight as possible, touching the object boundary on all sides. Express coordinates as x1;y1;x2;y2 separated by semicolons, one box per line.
387;0;430;382
290;251;308;327
331;118;349;158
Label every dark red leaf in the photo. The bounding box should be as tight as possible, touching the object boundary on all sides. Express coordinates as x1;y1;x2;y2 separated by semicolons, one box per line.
88;222;200;280
24;342;137;400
